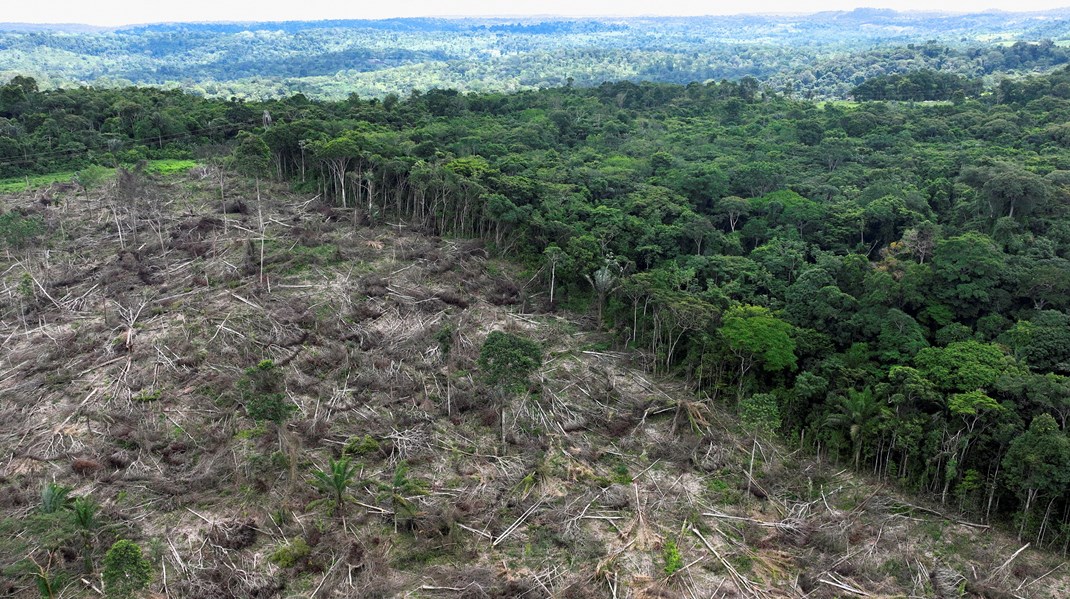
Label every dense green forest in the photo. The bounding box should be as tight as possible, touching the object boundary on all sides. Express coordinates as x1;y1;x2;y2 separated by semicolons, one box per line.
3;61;1070;552
4;10;1070;100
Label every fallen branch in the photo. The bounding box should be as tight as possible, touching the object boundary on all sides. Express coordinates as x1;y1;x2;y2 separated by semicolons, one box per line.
456;522;493;540
891;500;989;529
983;543;1029;583
818;576;868;596
691;527;764;598
493;501;541;547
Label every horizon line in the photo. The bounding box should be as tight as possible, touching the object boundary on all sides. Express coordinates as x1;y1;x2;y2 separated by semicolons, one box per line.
0;7;1064;30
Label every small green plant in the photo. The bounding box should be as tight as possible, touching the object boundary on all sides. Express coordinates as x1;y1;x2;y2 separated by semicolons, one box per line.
29;557;63;599
133;389;161;402
102;540;152;599
70;496;99;573
729;552;754;574
662;539;684;576
235;424;267;439
268;538;310;569
377;461;428;532
270;508;291;528
18;272;34;300
310;456;358;516
143;159;198;176
515;470;538;498
435;323;454;356
40;483;72;514
240;360;296;427
343;434;380;457
73;164;112;196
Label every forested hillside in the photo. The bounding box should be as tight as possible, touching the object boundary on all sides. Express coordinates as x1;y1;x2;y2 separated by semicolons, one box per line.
3;10;1070;99
2;61;1070;597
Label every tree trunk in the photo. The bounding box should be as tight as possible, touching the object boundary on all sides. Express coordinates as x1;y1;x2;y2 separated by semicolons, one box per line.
748;437;757;499
549;260;556;305
1038;496;1056;545
257;178;266;287
1019;488;1036;541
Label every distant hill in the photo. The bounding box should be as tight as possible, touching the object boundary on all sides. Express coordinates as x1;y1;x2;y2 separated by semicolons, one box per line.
0;22;113;33
1;10;1070;99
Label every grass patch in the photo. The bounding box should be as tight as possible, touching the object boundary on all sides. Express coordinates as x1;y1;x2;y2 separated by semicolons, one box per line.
0;160;198;193
144;159;198;175
267;241;343;274
0;171;83;193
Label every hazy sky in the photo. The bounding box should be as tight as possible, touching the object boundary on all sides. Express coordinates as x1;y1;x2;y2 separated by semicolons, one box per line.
6;1;1070;26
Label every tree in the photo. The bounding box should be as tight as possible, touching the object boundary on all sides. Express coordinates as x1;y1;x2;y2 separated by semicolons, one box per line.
478;331;542;395
543;244;567;306
961;162;1052;219
784;268;859;340
313;135;360;208
230;131;272;283
930;233;1006;321
825;388;886;470
876;308;929;364
899;221;940;264
0;212;42;254
102;540;151;599
731;162;783;197
586;258;623;324
1002;414;1070;541
942;389;1004;504
230;131;271;180
713;196;749;232
739;392;781;496
73;165;112;205
1002;311;1070;374
914;340;1009;393
815;132;857;172
720;305;796;397
1017;258;1070;311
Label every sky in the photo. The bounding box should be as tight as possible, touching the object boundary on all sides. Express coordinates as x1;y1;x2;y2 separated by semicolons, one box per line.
5;0;1070;26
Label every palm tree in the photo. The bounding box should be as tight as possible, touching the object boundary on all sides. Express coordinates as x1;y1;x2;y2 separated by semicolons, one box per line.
311;456;358;516
378;461;427;533
40;483;72;514
825;388;884;470
70;496;99;573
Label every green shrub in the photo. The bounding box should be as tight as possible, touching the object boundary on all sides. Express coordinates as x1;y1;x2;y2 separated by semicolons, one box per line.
0;212;42;250
269;538;310;569
240;360;296;426
478;330;542;393
662;539;683;576
102;540;151;599
343;434;380;457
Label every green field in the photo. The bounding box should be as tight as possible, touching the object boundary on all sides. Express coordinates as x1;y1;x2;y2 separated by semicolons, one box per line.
0;160;198;193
